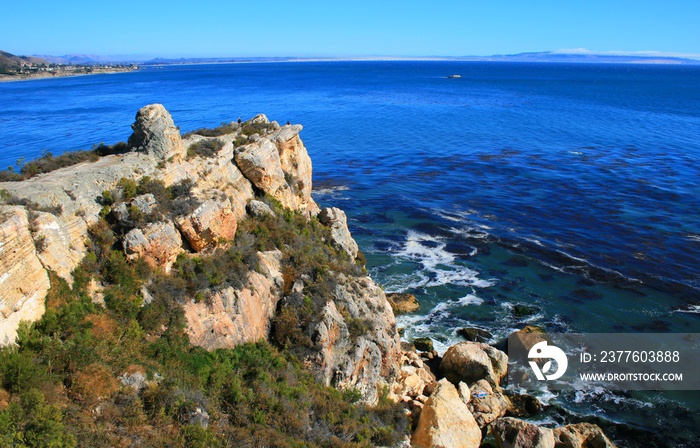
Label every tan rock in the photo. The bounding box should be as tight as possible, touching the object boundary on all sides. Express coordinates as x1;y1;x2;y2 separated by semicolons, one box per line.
441;341;508;387
234;139;296;208
553;423;617;448
491;417;555;448
386;292;420;314
176;198;237;252
123;221;182;269
0;206;50;344
308;274;402;405
318;207;359;259
184;251;283;350
30;211;83;284
270;125;318;214
127;103;185;161
469;379;512;427
411;378;482;448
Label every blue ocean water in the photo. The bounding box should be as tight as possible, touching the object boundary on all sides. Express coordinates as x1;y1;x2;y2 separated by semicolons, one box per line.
1;61;699;446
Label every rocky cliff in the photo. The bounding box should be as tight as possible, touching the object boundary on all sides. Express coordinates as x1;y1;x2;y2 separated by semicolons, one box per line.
0;104;399;404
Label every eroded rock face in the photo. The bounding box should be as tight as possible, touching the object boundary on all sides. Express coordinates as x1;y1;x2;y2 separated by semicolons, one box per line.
411;378;482;448
0;206;50;344
318;207;359;260
30;210;84;283
176;198;237;252
441;341;508;387
127;104;185;160
184;250;283;350
270;125;318;214
123;221;182;269
308;274;402;404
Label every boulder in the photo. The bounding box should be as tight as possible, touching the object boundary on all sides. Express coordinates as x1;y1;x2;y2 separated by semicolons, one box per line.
318;207;359;259
553;423;617;448
508;325;547;356
457;327;493;343
387;293;420;314
112;193;157;227
176;198;237;252
247;199;275;218
127;103;185;160
123;221;182;269
413;337;434;352
411;378;482;448
234;139;302;210
469;379;511;427
491;417;555;448
441;341;508;387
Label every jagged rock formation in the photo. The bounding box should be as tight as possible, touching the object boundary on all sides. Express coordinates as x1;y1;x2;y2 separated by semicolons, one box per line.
0;104;399;406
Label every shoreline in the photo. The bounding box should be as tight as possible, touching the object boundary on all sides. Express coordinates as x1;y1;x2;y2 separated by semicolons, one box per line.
0;67;138;83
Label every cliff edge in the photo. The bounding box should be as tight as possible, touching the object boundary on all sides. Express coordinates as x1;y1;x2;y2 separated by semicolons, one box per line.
0;104;400;404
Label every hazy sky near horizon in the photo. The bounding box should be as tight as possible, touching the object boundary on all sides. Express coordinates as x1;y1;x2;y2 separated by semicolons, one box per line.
3;0;699;57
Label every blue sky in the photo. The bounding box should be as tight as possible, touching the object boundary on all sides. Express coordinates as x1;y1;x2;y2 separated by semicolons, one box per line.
3;0;699;58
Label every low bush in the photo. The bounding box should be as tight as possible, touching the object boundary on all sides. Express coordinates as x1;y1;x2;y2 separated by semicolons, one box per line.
184;123;237;138
0;142;128;182
187;138;225;159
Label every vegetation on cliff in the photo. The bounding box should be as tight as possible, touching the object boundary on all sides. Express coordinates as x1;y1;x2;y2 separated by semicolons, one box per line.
0;189;406;447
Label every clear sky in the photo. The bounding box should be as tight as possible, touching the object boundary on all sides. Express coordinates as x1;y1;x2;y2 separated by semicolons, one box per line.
3;0;699;58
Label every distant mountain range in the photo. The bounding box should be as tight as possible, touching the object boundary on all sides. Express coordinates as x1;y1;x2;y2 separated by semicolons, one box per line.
4;49;699;66
473;51;700;64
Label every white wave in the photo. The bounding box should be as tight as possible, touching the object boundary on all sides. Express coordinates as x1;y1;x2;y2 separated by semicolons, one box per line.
685;234;700;242
674;305;700;314
448;226;489;240
390;230;494;289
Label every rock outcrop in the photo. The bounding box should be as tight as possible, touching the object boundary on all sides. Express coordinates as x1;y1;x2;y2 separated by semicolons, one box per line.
411;378;482;448
308;273;401;404
127;103;185;160
0;104;320;345
318;207;359;259
176;197;237;252
123;221;182;269
184;250;283;350
0;104;398;414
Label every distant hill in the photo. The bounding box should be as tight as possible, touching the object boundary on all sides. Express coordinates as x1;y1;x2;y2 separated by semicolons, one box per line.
478;51;700;65
0;50;49;74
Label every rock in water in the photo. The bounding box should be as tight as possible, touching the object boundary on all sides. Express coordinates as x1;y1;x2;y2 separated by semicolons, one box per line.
127;104;185;160
386;292;420;314
411;378;482;448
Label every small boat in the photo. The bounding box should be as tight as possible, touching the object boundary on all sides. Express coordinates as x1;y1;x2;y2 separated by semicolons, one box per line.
447;74;462;79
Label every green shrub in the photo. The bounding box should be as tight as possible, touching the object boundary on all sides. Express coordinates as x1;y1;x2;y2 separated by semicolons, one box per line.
184;123;238;138
187;139;225;159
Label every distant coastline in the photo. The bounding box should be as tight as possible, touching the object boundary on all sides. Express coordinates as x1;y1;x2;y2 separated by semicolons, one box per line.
0;65;139;83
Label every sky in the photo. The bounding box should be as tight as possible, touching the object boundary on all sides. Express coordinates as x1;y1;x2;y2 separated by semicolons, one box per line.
2;0;700;58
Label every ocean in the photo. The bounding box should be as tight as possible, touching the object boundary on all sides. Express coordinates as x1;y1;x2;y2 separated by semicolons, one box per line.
1;61;699;446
